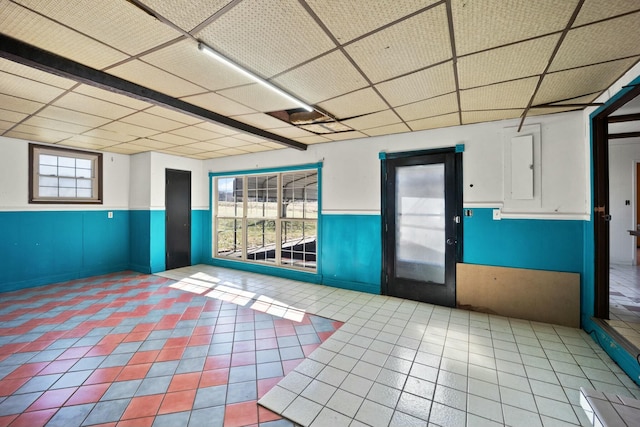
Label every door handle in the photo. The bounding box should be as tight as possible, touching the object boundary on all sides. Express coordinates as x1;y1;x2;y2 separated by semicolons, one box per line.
446;238;456;245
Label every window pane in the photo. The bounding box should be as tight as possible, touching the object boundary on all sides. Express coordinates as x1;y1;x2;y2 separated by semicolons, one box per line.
217;177;243;217
59;187;76;197
247;174;278;218
281;220;316;270
39;176;58;187
40;154;58;166
247;219;276;264
59;178;76;188
77;189;92;198
217;218;243;258
58;156;75;167
58;166;75;177
39;186;58;197
76;168;92;178
77;179;92;189
39;165;57;176
282;171;317;219
76;158;91;169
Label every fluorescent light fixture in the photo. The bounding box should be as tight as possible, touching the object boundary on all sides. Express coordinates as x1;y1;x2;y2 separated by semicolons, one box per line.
198;42;314;112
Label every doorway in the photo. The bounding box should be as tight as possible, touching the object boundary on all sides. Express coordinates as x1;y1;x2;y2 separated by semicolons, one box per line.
165;168;191;270
381;148;463;307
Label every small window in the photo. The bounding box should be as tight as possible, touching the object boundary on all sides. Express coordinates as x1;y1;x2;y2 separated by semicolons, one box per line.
29;144;103;204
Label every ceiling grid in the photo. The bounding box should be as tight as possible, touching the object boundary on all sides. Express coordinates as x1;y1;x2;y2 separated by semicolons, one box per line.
0;0;639;158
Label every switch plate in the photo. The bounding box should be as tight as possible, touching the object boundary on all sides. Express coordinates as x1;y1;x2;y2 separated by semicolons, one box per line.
108;211;113;219
493;209;501;220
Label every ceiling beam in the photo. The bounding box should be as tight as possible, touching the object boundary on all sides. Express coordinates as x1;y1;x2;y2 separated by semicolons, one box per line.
608;131;640;139
608;113;640;123
0;33;307;151
531;103;604;109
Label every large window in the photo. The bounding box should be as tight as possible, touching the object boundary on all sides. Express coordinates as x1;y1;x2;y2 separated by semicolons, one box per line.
29;144;102;204
213;168;318;271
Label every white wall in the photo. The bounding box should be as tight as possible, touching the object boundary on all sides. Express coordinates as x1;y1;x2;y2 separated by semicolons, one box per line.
149;152;208;210
609;140;640;264
204;111;588;218
0;136;130;210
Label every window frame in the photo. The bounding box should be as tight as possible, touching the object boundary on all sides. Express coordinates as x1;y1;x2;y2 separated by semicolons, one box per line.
29;143;103;204
211;164;321;273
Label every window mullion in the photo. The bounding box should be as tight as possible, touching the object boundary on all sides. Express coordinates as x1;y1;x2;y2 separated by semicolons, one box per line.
275;173;282;266
242;176;248;261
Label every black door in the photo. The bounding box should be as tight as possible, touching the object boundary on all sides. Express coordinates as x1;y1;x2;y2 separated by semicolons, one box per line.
382;149;462;307
166;169;191;270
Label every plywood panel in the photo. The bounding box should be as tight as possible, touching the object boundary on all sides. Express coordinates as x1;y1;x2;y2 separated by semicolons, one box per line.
456;263;580;328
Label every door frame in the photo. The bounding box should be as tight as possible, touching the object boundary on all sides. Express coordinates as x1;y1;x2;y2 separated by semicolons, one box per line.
165;168;192;270
593;83;640;319
380;147;464;302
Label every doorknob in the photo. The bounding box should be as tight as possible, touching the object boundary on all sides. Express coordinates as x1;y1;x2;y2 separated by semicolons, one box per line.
446;238;456;245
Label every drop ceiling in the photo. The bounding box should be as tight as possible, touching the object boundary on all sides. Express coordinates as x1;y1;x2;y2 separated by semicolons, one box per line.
1;0;639;159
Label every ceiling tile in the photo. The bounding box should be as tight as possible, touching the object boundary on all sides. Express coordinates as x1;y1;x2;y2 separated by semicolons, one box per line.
550;12;640;72
306;0;439;43
458;35;560;89
142;39;253;91
462;109;523;125
5;130;63;144
170;125;225;141
139;0;230;32
460;77;539;111
273;51;369;104
375;62;456;107
195;121;238;136
66;134;123;147
74;85;152;110
121;138;175;151
317;88;388;119
214;147;252;156
81;129;136;143
62;139;115;150
148;132;196;146
197;0;335;78
214;136;260;148
573;0;640;27
293;135;332;144
452;0;579;56
535;57;640;105
0;120;14;131
106;143;148;155
232;113;290;129
23;116;91;134
232;133;270;144
529;93;598;117
323;131;367;141
0;71;66;104
121;112;185;132
53;92;136;120
216;83;301;112
145;106;202;125
341;110;402;131
15;0;182;56
395;93;459;122
99;121;158;138
0;58;76;89
37;105;112;128
0;94;43;115
107;60;205;98
0;108;28;123
181;92;256;116
261;141;287;149
345;3;451;83
161;145;206;155
363;122;411;137
0;0;127;69
11;123;74;141
241;144;276;153
267;126;315;139
183;141;228;151
407;113;460;131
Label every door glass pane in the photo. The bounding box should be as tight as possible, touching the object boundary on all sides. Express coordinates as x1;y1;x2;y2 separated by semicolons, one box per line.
395;164;445;283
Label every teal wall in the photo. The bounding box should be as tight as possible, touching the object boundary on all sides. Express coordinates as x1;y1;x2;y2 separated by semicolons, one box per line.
463;208;583;273
0;210;130;292
321;214;381;293
1;208;208;291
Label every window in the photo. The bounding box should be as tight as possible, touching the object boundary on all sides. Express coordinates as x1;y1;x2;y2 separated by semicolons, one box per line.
29;144;103;204
213;168;318;271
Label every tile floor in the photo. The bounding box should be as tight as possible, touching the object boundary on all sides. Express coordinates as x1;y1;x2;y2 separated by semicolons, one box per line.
2;265;640;427
608;263;640;348
0;270;341;427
